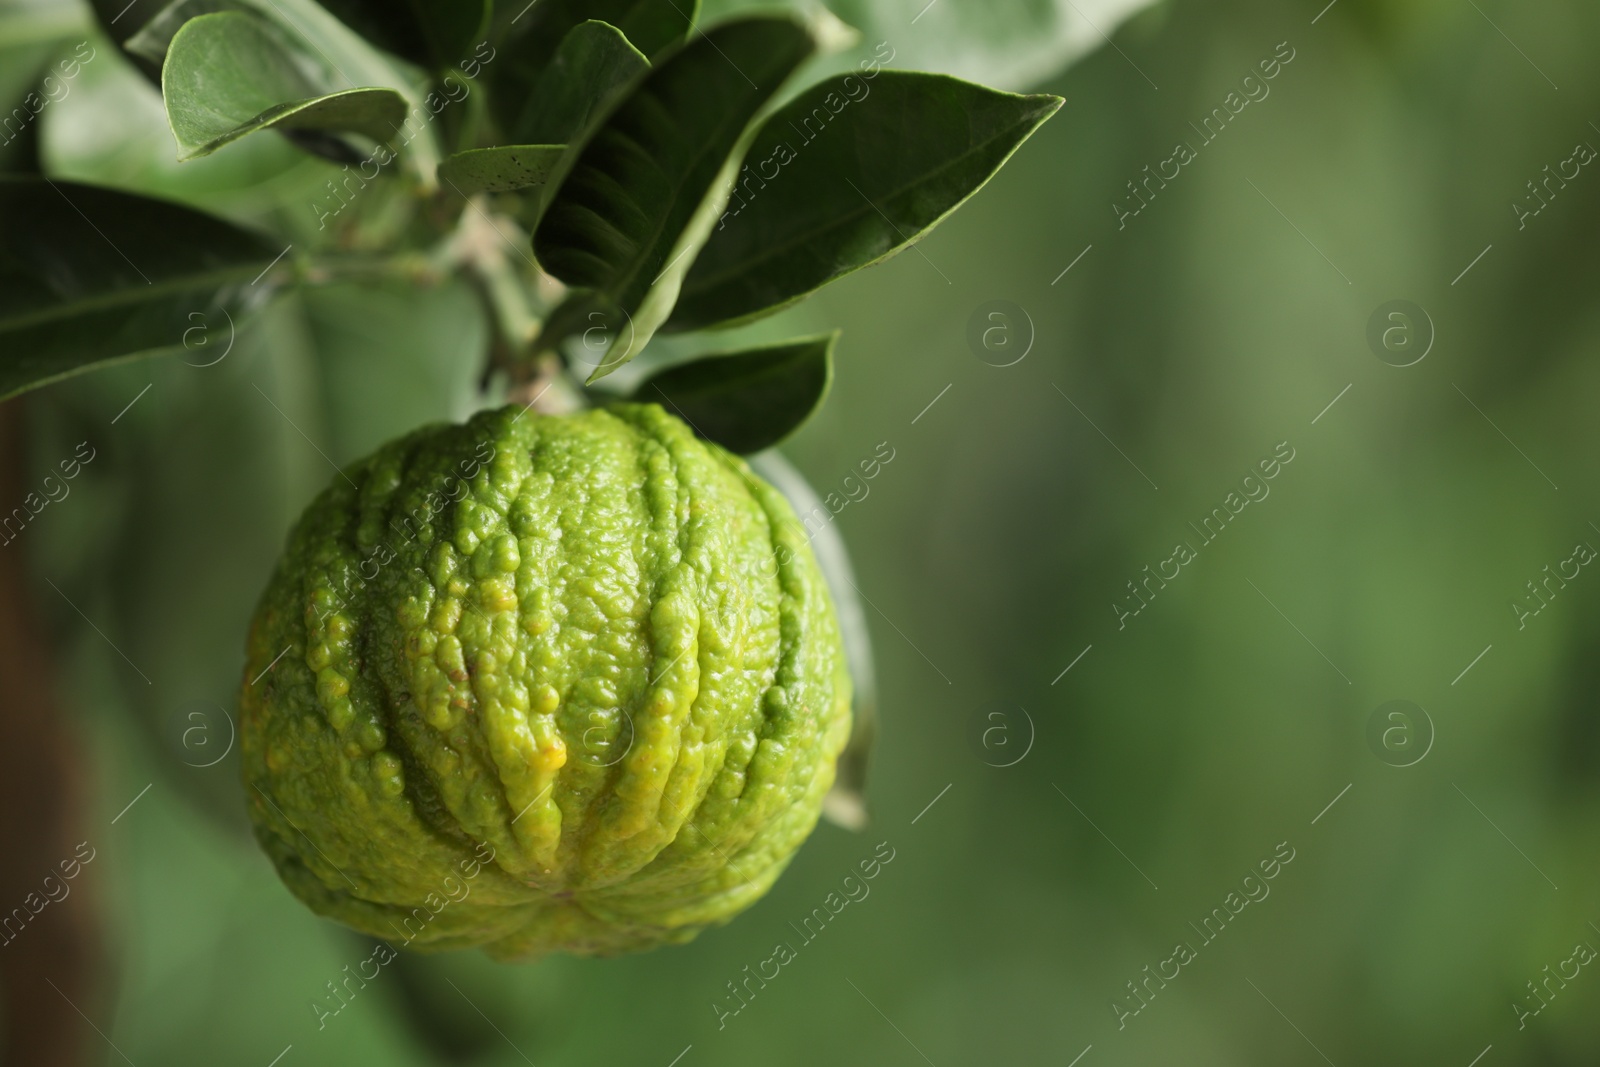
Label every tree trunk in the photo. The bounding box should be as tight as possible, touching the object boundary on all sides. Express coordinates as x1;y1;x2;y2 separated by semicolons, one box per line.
0;400;102;1067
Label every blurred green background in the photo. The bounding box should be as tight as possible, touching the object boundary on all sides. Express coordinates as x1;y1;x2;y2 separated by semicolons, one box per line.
7;0;1600;1062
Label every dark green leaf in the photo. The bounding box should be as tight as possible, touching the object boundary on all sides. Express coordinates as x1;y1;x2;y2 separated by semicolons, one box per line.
84;0;163;81
408;0;493;68
510;20;647;146
319;0;489;69
302;0;431;67
533;15;816;380
699;0;1160;92
438;144;564;194
488;0;697;137
162;12;407;161
667;71;1061;332
0;177;284;401
629;332;834;454
308;1;425;66
514;0;696;59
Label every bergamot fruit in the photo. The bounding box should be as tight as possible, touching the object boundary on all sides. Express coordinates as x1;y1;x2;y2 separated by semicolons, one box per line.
239;403;852;959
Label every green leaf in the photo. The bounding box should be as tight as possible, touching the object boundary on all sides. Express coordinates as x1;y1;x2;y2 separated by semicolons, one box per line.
437;144;563;194
510;20;647;146
245;0;446;180
533;15;816;380
310;0;490;69
513;0;697;59
666;71;1061;332
489;0;697;137
173;82;408;163
409;0;493;67
39;33;328;221
162;11;407;161
124;0;442;177
0;177;284;401
126;0;486;70
699;0;1160;92
629;332;834;454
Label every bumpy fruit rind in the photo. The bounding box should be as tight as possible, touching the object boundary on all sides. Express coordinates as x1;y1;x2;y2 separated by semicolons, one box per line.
239;403;851;959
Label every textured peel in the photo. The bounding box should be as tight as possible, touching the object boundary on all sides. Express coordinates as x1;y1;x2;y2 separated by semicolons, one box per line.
239;403;851;959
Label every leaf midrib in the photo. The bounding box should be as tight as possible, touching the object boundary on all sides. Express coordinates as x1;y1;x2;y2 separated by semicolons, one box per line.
655;350;821;403
679;107;1050;299
0;263;270;334
594;85;770;307
554;29;808;307
182;87;404;158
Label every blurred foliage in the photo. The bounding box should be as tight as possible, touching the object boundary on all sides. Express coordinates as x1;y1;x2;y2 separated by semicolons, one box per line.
7;0;1600;1063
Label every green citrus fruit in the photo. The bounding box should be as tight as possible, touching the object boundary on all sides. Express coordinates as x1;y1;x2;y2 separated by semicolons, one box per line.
239;403;851;959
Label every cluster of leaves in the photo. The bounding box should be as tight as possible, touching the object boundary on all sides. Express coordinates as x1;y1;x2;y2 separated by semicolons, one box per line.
0;0;1060;455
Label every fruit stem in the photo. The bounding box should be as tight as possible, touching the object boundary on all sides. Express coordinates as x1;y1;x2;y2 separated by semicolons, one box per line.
431;196;583;412
439;199;546;383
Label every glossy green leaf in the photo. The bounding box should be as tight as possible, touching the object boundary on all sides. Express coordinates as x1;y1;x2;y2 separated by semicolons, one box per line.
489;0;697;137
251;0;445;180
39;32;329;223
126;0;486;70
125;0;441;176
699;0;1160;92
162;12;407;161
666;71;1061;332
533;15;816;380
510;20;647;146
629;332;834;454
437;144;563;194
0;177;284;400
